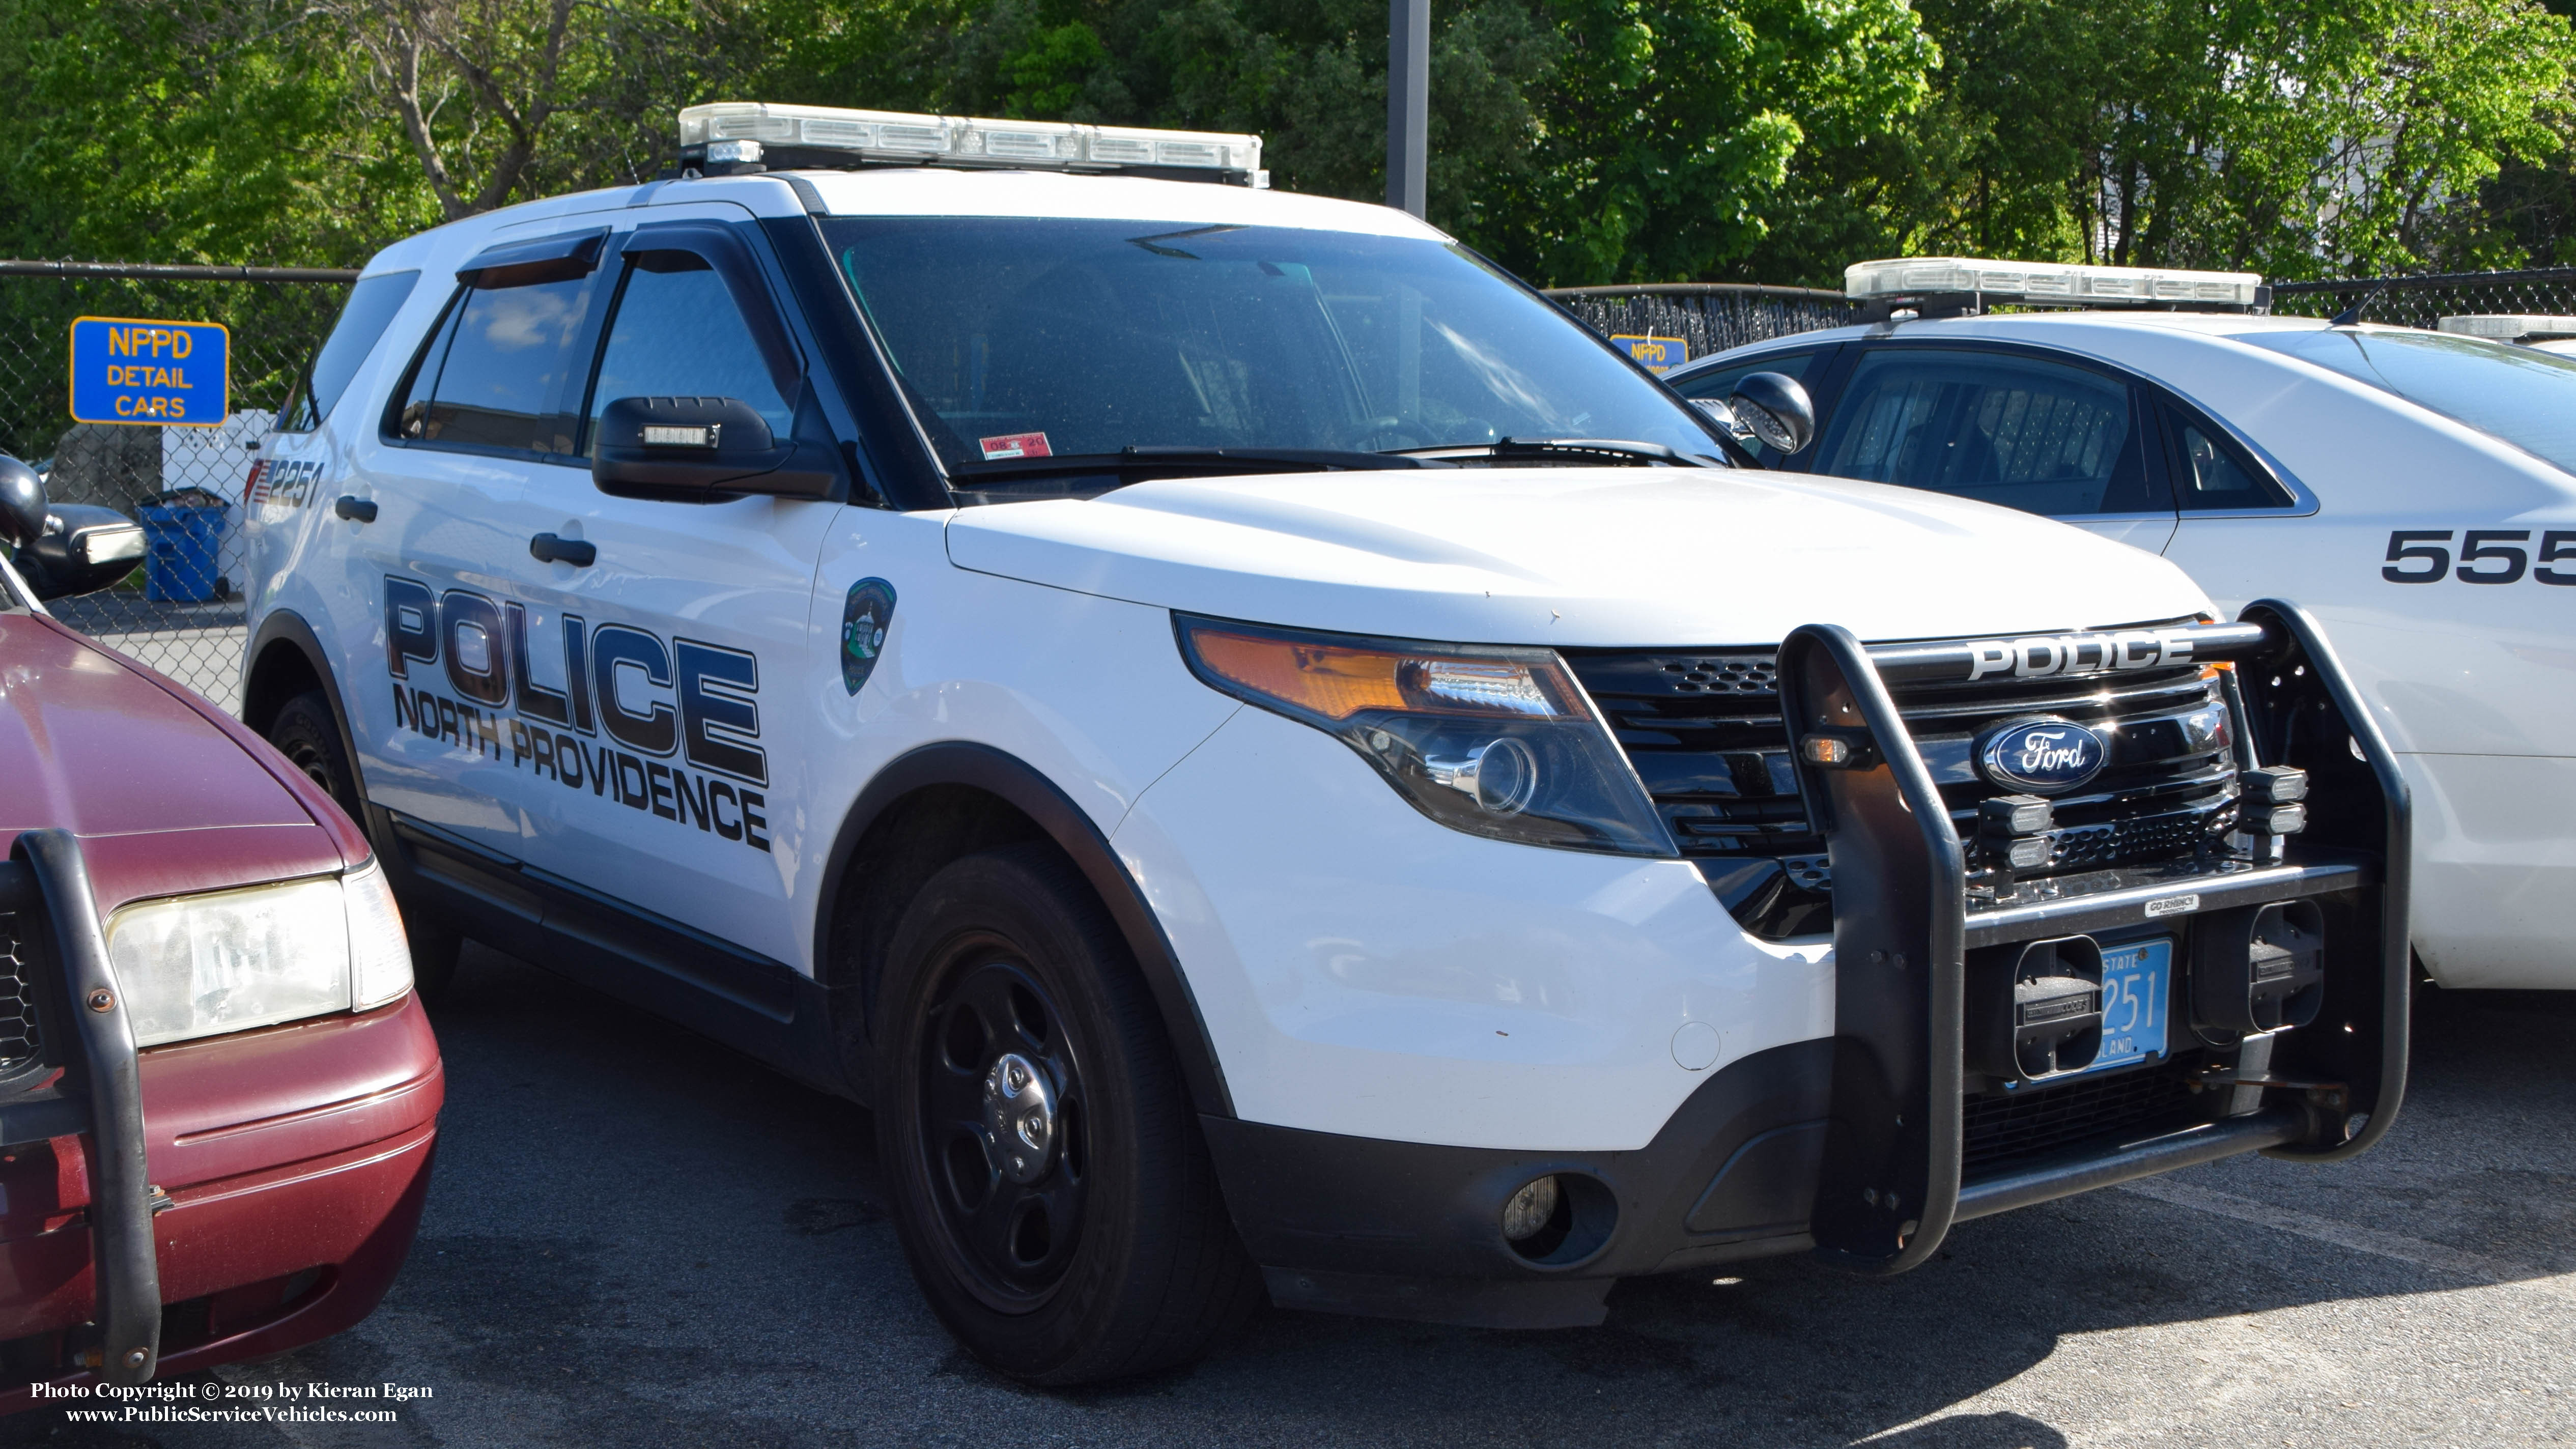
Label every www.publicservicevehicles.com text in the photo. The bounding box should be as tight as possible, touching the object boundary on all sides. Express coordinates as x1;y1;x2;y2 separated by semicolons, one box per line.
35;1379;428;1423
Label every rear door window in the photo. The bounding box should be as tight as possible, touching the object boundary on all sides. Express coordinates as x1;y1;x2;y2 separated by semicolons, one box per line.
2159;404;2292;510
1815;348;2170;517
279;270;420;432
389;275;596;457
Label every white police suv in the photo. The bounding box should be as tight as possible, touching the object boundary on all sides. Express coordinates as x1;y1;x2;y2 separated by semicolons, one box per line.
241;112;2409;1383
1673;257;2572;992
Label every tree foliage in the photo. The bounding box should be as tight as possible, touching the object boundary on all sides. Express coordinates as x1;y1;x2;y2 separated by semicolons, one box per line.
0;0;2571;285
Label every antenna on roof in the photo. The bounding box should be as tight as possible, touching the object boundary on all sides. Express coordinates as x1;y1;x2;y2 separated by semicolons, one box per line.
2328;278;2393;328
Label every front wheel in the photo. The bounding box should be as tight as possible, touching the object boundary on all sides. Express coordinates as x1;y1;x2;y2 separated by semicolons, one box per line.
872;844;1258;1384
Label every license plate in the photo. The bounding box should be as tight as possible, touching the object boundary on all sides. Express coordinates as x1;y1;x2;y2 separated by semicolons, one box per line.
2084;937;2172;1075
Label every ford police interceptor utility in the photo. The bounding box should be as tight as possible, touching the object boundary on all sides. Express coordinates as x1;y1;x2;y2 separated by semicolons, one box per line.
1672;258;2569;992
237;107;2409;1384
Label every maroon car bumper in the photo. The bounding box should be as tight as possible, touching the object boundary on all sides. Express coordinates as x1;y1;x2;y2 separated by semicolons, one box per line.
0;992;443;1407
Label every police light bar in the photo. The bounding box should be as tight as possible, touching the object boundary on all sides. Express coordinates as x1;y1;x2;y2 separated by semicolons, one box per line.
678;103;1266;187
2438;314;2576;343
1846;257;2266;310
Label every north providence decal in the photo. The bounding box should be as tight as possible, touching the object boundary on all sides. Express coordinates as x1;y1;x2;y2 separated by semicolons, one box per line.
384;577;772;854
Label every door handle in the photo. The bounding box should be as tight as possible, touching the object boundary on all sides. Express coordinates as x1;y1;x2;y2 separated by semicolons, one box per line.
529;533;596;567
332;496;377;523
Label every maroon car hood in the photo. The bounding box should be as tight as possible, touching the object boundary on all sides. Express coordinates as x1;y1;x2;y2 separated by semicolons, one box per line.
0;613;356;917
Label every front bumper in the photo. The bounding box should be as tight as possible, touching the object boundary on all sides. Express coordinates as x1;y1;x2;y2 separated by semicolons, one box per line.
1196;602;2408;1323
0;836;442;1400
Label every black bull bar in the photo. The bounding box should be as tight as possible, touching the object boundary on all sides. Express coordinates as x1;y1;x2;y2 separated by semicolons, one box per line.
1779;601;2411;1274
0;832;162;1384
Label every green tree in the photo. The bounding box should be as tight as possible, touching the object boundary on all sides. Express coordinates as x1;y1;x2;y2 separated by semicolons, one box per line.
1743;0;2576;285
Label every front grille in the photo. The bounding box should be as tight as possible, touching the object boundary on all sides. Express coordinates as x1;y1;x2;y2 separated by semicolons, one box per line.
1568;641;2240;937
0;914;42;1075
1961;1062;2211;1175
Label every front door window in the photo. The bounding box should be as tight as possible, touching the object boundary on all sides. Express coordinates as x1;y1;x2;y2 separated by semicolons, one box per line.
1816;349;2170;518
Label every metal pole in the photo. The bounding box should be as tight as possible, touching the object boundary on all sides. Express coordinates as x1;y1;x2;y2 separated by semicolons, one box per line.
1386;0;1429;217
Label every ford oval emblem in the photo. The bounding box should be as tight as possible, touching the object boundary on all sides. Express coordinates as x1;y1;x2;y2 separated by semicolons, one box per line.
1977;717;2108;795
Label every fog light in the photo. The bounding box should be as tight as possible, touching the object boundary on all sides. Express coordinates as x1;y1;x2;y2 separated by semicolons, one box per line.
1501;1175;1561;1241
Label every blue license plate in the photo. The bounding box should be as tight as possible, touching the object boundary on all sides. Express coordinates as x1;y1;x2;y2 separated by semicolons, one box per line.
2084;938;2172;1075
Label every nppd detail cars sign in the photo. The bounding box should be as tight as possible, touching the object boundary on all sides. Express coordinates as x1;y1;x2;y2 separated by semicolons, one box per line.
69;317;229;425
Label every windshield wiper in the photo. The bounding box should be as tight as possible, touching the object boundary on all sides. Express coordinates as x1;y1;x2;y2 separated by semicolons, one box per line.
949;445;1452;489
1385;437;1726;468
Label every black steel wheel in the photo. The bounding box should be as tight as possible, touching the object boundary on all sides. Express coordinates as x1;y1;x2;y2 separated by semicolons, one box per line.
267;690;460;1000
918;950;1091;1309
873;843;1258;1384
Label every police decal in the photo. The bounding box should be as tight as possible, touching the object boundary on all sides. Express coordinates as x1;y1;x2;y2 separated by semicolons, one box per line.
381;575;773;853
842;577;896;695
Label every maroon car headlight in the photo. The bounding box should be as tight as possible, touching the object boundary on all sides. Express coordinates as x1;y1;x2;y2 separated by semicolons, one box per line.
105;861;415;1047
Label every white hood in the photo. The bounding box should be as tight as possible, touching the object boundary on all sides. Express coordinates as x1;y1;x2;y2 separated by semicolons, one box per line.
943;468;2213;646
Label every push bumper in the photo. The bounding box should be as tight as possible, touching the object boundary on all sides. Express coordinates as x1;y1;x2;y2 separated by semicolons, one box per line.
0;833;442;1405
1206;601;2409;1324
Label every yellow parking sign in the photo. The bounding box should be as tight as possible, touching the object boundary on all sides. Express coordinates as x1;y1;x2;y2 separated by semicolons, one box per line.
1610;334;1687;374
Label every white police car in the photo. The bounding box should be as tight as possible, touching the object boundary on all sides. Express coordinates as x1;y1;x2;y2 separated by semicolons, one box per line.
1673;257;2572;991
240;115;2408;1383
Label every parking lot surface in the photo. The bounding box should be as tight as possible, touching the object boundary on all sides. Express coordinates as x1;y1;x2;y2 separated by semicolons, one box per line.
7;948;2572;1449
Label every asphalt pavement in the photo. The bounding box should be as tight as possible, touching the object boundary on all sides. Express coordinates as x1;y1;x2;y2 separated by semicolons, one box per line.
7;946;2573;1449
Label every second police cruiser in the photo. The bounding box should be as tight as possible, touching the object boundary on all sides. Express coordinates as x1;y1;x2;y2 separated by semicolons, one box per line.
1672;259;2575;993
241;106;2410;1383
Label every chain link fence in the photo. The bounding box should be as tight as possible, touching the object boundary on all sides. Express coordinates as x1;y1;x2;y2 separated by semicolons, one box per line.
1544;284;1858;372
1;262;353;713
2269;268;2576;331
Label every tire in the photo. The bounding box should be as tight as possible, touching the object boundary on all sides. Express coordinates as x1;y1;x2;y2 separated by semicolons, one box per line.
872;843;1258;1384
267;690;461;1000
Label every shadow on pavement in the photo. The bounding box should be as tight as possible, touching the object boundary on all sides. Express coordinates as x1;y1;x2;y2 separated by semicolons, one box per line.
4;953;2565;1447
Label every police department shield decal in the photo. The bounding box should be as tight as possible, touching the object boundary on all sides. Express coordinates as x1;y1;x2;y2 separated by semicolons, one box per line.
841;578;896;695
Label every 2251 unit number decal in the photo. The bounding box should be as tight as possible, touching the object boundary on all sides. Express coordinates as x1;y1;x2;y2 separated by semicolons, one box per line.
2383;529;2576;585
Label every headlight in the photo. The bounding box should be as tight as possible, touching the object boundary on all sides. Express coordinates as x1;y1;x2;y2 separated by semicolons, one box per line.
105;861;415;1047
1176;617;1675;856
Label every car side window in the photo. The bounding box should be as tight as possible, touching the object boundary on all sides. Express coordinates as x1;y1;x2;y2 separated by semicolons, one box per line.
279;270;421;433
582;255;796;454
1816;348;2169;517
390;275;595;456
2160;404;2294;510
1669;351;1817;402
1671;352;1820;464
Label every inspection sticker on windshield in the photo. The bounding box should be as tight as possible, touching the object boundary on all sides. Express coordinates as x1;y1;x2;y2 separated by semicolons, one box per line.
979;431;1052;461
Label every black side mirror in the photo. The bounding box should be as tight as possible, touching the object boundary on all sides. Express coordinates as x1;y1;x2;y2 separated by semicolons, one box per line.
592;396;837;502
0;453;46;549
1729;372;1817;458
19;504;146;602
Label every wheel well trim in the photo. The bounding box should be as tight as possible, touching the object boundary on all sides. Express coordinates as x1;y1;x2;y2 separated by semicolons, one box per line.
245;607;373;815
818;741;1236;1119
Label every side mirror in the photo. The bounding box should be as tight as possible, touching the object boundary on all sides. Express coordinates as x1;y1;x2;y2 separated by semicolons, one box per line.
1729;372;1817;458
0;453;47;549
18;504;146;602
592;396;837;502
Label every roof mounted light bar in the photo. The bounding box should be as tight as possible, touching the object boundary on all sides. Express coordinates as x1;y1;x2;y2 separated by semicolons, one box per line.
1845;256;2270;322
676;103;1267;188
2438;314;2576;345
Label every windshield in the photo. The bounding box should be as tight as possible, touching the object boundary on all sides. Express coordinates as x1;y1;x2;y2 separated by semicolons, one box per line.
2246;327;2576;477
823;218;1723;471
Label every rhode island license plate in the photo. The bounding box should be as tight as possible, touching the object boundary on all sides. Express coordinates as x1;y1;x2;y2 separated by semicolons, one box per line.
2084;937;2172;1075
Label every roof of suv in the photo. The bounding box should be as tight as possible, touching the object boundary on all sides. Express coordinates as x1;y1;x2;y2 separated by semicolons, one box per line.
360;167;1446;277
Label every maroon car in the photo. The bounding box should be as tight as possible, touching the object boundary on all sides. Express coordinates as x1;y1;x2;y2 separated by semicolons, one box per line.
0;455;439;1401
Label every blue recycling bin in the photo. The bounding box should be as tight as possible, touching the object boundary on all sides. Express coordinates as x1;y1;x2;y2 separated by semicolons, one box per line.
139;504;225;603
